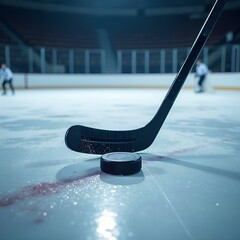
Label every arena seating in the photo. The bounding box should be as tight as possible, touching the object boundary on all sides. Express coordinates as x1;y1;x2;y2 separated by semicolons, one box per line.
0;29;15;45
1;6;239;50
0;5;239;73
0;6;99;49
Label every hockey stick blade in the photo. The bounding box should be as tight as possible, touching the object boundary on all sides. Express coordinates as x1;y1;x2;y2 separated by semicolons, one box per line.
65;0;225;154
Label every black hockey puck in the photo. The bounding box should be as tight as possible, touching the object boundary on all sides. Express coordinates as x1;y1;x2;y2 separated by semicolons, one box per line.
100;152;142;175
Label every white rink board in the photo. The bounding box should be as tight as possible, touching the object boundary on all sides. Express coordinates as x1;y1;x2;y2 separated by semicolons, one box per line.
13;73;240;89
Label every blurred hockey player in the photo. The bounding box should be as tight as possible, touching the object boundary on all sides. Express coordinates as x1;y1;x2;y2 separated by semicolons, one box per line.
0;63;14;95
195;59;208;93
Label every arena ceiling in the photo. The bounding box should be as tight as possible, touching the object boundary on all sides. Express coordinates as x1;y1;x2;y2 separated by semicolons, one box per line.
0;0;239;16
0;0;239;7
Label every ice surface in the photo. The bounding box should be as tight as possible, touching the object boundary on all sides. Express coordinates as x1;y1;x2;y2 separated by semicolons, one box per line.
0;89;240;240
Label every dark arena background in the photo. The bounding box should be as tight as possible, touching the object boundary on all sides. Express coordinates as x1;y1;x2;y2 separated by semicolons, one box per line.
0;1;240;240
0;0;240;75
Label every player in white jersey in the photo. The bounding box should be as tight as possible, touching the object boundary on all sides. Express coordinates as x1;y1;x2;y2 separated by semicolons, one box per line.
195;59;208;93
0;63;15;95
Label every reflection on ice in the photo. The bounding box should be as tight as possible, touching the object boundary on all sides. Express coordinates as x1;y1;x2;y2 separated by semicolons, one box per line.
96;209;119;240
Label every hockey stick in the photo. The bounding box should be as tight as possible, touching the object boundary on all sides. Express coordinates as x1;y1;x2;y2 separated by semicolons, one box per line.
65;0;225;154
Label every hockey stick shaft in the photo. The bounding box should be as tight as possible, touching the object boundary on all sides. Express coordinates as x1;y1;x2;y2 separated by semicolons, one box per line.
149;0;225;128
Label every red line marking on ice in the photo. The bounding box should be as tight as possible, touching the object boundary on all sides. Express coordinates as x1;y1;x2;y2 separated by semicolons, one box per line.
166;145;202;157
0;170;101;208
142;145;205;164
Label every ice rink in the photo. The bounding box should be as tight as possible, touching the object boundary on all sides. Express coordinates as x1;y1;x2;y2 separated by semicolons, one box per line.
0;88;240;240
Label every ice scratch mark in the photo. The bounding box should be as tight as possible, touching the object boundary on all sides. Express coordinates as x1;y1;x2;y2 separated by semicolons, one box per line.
145;167;193;240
